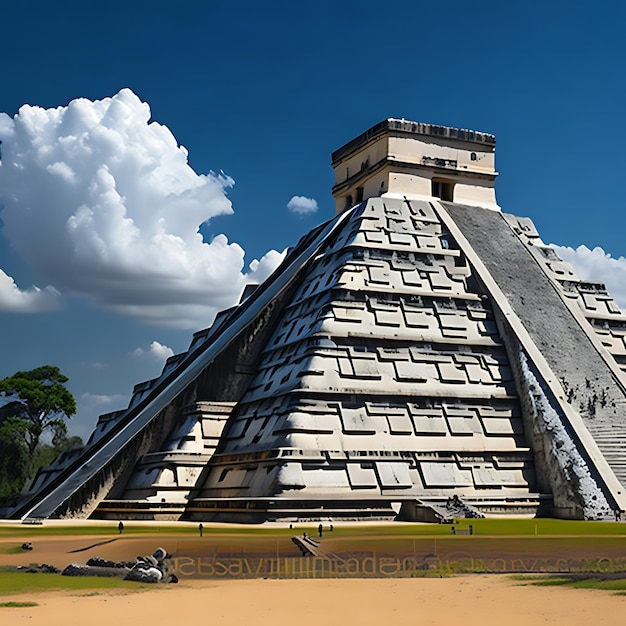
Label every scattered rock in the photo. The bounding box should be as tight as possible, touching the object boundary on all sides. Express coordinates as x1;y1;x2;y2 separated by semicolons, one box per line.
17;563;60;574
62;563;129;578
152;547;168;561
86;557;134;569
56;547;175;584
125;566;163;583
123;547;177;584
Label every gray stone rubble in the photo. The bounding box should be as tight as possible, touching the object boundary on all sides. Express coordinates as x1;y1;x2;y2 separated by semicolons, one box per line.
61;547;177;583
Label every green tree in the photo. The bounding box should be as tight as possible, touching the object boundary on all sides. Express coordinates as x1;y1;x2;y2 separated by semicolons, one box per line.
0;365;77;458
0;417;29;500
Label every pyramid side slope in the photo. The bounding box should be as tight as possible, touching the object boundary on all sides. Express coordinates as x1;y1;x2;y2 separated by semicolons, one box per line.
441;201;626;515
9;208;357;520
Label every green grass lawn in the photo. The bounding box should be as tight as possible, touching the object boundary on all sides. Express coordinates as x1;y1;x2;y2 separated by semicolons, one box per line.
512;574;626;593
0;545;25;555
0;518;625;539
0;524;200;538
0;567;150;595
1;518;625;588
451;518;626;536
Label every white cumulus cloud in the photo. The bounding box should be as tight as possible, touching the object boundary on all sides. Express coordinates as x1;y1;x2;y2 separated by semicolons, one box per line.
0;268;61;313
0;89;283;328
287;195;318;215
551;244;626;309
245;248;286;283
133;340;175;361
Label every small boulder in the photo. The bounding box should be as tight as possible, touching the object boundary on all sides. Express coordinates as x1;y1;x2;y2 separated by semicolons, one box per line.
125;566;163;584
16;563;60;574
86;557;116;568
62;563;128;578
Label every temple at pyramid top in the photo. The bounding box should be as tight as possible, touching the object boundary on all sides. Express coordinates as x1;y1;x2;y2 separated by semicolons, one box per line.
331;118;498;213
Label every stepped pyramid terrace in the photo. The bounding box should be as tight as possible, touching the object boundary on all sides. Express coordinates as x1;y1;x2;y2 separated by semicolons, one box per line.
6;119;626;523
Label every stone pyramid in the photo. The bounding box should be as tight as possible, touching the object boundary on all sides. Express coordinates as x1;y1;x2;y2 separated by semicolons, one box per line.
10;119;626;522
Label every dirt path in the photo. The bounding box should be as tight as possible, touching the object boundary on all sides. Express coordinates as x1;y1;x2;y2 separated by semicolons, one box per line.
2;576;625;626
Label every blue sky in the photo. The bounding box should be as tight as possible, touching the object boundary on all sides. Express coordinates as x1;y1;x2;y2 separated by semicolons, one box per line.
1;0;625;439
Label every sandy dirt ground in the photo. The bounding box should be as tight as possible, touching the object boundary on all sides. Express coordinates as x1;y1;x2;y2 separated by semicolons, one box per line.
2;575;626;626
2;528;626;625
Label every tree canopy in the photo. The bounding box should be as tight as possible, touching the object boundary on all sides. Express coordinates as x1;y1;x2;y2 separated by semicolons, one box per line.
0;417;30;500
0;365;77;458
